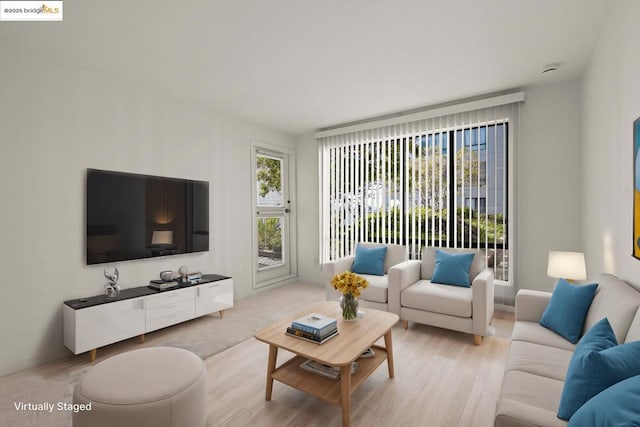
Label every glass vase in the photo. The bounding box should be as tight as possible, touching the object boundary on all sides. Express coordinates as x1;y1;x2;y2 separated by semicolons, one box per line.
340;293;359;321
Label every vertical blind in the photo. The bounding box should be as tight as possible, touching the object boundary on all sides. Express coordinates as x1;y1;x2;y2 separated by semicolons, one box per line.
318;103;518;283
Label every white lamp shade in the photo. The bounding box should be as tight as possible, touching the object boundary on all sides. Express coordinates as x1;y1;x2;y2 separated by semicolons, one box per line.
547;251;587;280
152;230;174;245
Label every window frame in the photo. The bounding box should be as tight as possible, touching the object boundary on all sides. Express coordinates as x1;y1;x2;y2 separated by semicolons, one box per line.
318;109;516;286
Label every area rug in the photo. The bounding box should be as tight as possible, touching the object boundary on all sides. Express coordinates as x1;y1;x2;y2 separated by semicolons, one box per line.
0;282;325;427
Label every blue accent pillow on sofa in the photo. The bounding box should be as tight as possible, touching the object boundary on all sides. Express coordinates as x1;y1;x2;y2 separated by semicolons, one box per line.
558;318;640;420
351;245;387;276
431;249;475;287
539;279;598;344
568;374;640;427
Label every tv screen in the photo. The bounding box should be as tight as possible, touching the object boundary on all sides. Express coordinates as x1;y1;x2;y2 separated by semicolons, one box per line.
86;169;209;265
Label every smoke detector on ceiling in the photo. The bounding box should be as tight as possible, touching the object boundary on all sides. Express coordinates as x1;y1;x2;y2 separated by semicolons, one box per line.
540;63;561;74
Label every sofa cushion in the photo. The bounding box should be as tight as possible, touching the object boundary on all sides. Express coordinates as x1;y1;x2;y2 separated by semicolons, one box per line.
495;398;569;427
583;273;640;344
401;279;472;318
540;279;598;344
511;321;577;351
558;318;617;419
558;318;640;420
358;242;406;274
358;274;388;303
352;245;387;276
431;249;475;287
421;247;485;282
497;370;565;425
625;307;640;343
506;341;573;382
568;374;640;427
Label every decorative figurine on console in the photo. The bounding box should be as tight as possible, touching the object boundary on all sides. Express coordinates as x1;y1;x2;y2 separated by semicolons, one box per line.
104;266;121;298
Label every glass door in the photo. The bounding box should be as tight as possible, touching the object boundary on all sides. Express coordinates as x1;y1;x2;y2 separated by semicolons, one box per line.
253;146;294;287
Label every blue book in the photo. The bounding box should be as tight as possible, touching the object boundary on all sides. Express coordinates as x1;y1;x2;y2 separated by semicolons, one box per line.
292;313;337;334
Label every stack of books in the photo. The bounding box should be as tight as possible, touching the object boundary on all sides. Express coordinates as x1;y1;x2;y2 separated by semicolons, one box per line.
299;359;358;380
149;280;179;291
286;313;338;344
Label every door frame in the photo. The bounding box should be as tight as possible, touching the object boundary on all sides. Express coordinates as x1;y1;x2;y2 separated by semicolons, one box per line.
251;141;297;289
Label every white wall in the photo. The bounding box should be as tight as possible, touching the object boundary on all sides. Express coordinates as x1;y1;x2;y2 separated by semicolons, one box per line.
296;80;584;301
296;134;324;284
0;46;295;376
582;0;640;290
516;80;583;293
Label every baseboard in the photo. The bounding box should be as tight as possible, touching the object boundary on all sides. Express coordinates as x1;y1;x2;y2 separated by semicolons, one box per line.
0;347;70;378
253;274;298;289
495;303;515;313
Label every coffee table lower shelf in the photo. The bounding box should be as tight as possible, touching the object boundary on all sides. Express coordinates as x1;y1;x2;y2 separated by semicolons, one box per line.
270;344;388;406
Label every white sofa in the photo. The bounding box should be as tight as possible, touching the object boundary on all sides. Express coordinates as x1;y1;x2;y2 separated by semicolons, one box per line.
324;242;408;312
389;247;494;345
494;274;640;427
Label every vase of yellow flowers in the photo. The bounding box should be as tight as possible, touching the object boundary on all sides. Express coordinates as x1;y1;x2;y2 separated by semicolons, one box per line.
331;271;368;321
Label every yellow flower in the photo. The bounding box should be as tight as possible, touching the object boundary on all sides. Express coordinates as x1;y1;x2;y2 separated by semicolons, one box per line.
331;271;368;296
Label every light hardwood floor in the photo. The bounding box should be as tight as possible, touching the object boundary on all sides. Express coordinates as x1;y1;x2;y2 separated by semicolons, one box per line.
0;290;513;427
206;311;514;427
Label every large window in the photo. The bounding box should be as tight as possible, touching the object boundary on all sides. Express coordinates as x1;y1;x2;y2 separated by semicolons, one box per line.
319;106;515;283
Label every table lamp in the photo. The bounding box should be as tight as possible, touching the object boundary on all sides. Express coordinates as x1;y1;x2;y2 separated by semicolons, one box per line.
547;251;586;283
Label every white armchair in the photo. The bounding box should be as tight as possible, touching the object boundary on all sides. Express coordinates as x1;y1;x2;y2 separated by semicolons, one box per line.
389;247;494;345
324;242;408;312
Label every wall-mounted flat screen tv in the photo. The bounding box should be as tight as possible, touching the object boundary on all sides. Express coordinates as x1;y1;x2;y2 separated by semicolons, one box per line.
86;169;209;265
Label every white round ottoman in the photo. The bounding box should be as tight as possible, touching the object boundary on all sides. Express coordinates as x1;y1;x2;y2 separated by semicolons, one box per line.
73;347;206;427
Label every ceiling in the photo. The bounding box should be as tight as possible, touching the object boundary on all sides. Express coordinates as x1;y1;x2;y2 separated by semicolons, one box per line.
0;0;614;135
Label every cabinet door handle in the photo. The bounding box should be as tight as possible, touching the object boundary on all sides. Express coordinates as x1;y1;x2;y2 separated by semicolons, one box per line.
197;288;200;297
139;299;145;310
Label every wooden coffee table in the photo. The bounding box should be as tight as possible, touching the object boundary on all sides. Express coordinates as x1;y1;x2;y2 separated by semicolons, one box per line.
254;301;399;427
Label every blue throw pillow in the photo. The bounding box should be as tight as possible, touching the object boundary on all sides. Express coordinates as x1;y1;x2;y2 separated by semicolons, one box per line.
558;318;640;420
539;279;598;343
351;245;387;276
568;374;640;427
431;249;475;287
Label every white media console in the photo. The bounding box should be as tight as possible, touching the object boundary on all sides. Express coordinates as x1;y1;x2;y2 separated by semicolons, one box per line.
63;274;233;361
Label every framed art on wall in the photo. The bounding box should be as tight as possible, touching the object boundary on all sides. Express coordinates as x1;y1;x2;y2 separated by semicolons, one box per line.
634;117;640;259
